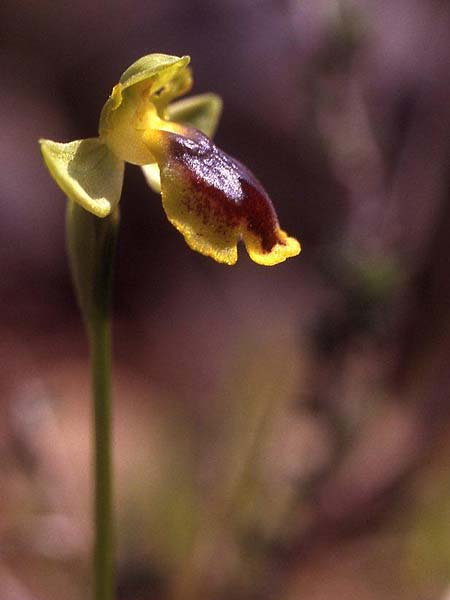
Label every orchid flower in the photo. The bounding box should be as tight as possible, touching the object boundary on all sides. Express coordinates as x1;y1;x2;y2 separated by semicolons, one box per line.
40;54;300;265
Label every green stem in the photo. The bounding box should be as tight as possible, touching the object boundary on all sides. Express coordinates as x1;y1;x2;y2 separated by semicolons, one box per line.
66;201;119;600
89;316;113;600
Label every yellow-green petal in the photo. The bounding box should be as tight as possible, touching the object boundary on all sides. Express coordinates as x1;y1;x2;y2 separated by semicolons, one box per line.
39;138;124;217
168;93;223;138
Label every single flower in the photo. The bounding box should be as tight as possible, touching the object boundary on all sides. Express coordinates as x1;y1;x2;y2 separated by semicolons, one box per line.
40;54;301;265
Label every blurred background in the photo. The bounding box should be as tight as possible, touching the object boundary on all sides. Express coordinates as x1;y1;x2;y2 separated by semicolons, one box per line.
1;1;450;598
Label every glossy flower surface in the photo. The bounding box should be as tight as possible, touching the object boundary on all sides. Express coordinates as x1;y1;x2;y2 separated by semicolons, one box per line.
40;54;300;265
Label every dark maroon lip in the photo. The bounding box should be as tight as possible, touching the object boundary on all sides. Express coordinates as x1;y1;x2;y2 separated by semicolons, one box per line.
160;127;282;252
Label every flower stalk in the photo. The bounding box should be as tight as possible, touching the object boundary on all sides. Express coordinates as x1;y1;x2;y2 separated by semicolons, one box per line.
90;314;113;600
67;201;119;600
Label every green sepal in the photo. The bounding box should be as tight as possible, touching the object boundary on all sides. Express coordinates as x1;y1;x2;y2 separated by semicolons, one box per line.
141;93;223;194
168;93;223;138
66;200;119;324
119;54;190;90
40;138;124;218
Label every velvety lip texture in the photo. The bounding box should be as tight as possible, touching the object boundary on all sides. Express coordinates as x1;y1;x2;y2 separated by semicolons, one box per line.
146;126;301;265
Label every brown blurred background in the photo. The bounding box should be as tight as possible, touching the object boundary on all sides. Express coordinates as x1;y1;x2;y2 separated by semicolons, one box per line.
1;1;450;599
